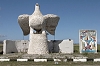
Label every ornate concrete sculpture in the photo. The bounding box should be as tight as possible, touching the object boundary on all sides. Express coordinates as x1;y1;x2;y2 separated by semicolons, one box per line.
18;3;60;54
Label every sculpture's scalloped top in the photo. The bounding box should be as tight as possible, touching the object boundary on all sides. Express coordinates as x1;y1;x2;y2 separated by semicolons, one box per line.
18;3;60;35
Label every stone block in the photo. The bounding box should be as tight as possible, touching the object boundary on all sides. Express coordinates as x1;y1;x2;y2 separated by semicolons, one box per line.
34;59;47;62
17;59;28;61
73;59;87;62
0;59;10;61
94;59;100;62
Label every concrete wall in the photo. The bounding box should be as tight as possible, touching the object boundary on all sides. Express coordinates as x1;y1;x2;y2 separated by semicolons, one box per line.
3;40;29;54
59;39;73;53
48;39;73;53
3;40;17;54
15;40;29;53
3;39;73;54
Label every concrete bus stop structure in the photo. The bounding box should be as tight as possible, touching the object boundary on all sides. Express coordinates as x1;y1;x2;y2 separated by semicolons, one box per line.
3;3;73;55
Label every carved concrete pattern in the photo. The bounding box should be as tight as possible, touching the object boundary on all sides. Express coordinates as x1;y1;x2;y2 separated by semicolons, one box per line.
18;14;30;35
18;3;60;54
28;31;49;54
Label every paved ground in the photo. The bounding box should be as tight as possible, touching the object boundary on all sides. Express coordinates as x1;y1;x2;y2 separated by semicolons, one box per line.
0;53;85;59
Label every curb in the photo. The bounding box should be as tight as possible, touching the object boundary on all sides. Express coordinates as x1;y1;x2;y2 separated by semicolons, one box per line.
0;58;100;62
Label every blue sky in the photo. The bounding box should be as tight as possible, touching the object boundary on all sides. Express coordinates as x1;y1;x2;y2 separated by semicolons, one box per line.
0;0;100;43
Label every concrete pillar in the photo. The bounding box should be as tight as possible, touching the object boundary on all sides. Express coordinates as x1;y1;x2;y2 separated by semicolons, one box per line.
28;28;49;54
